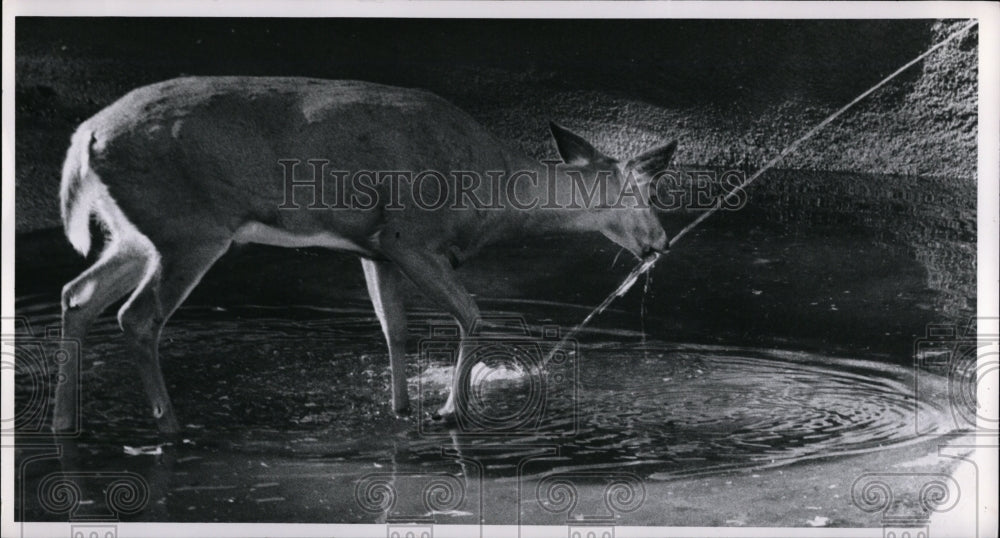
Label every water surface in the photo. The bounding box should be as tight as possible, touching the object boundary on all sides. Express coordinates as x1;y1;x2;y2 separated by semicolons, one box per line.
14;300;955;523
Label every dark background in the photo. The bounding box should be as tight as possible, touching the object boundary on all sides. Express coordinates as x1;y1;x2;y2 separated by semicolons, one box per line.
16;18;977;233
17;18;943;104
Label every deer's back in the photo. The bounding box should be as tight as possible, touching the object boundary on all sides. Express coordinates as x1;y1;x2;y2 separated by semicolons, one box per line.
80;77;517;245
86;76;509;169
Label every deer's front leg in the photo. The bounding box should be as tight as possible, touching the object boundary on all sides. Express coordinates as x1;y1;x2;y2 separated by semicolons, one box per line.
379;245;479;422
361;258;410;415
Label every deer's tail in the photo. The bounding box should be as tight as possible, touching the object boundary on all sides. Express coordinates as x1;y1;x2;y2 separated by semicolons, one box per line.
60;129;103;256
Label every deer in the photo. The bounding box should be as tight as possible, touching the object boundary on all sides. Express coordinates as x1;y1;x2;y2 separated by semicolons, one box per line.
53;77;676;433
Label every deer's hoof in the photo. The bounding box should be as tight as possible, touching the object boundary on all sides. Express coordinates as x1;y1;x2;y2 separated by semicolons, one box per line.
429;409;457;426
155;415;181;436
51;416;76;434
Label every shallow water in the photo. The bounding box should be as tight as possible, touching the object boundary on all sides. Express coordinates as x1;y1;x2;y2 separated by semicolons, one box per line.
12;167;974;523
14;298;956;523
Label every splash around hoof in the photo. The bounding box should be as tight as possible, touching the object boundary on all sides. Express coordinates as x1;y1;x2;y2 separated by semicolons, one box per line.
427;408;458;427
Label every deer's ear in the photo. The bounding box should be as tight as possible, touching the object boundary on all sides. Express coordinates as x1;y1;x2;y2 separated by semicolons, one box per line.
549;121;604;165
626;140;678;177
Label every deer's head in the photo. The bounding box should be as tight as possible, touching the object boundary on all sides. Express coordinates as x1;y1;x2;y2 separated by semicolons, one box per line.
549;122;675;259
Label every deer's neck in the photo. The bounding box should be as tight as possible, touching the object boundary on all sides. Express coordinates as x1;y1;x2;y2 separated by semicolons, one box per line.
492;157;606;237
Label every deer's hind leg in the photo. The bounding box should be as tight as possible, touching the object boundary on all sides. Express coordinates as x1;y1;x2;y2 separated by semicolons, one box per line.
54;240;148;432
116;237;231;434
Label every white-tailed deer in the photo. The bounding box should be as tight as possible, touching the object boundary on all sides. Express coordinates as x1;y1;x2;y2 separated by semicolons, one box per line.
54;77;674;433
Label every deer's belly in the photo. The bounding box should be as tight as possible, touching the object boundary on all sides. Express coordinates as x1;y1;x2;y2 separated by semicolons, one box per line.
233;221;374;256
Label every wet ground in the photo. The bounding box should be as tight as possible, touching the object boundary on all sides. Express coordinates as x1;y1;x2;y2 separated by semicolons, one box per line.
12;168;976;526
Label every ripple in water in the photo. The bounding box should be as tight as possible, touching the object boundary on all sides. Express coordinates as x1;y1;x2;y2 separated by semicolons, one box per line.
13;299;954;482
407;340;952;480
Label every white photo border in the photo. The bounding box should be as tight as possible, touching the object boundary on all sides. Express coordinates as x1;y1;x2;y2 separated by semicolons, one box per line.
3;2;997;537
